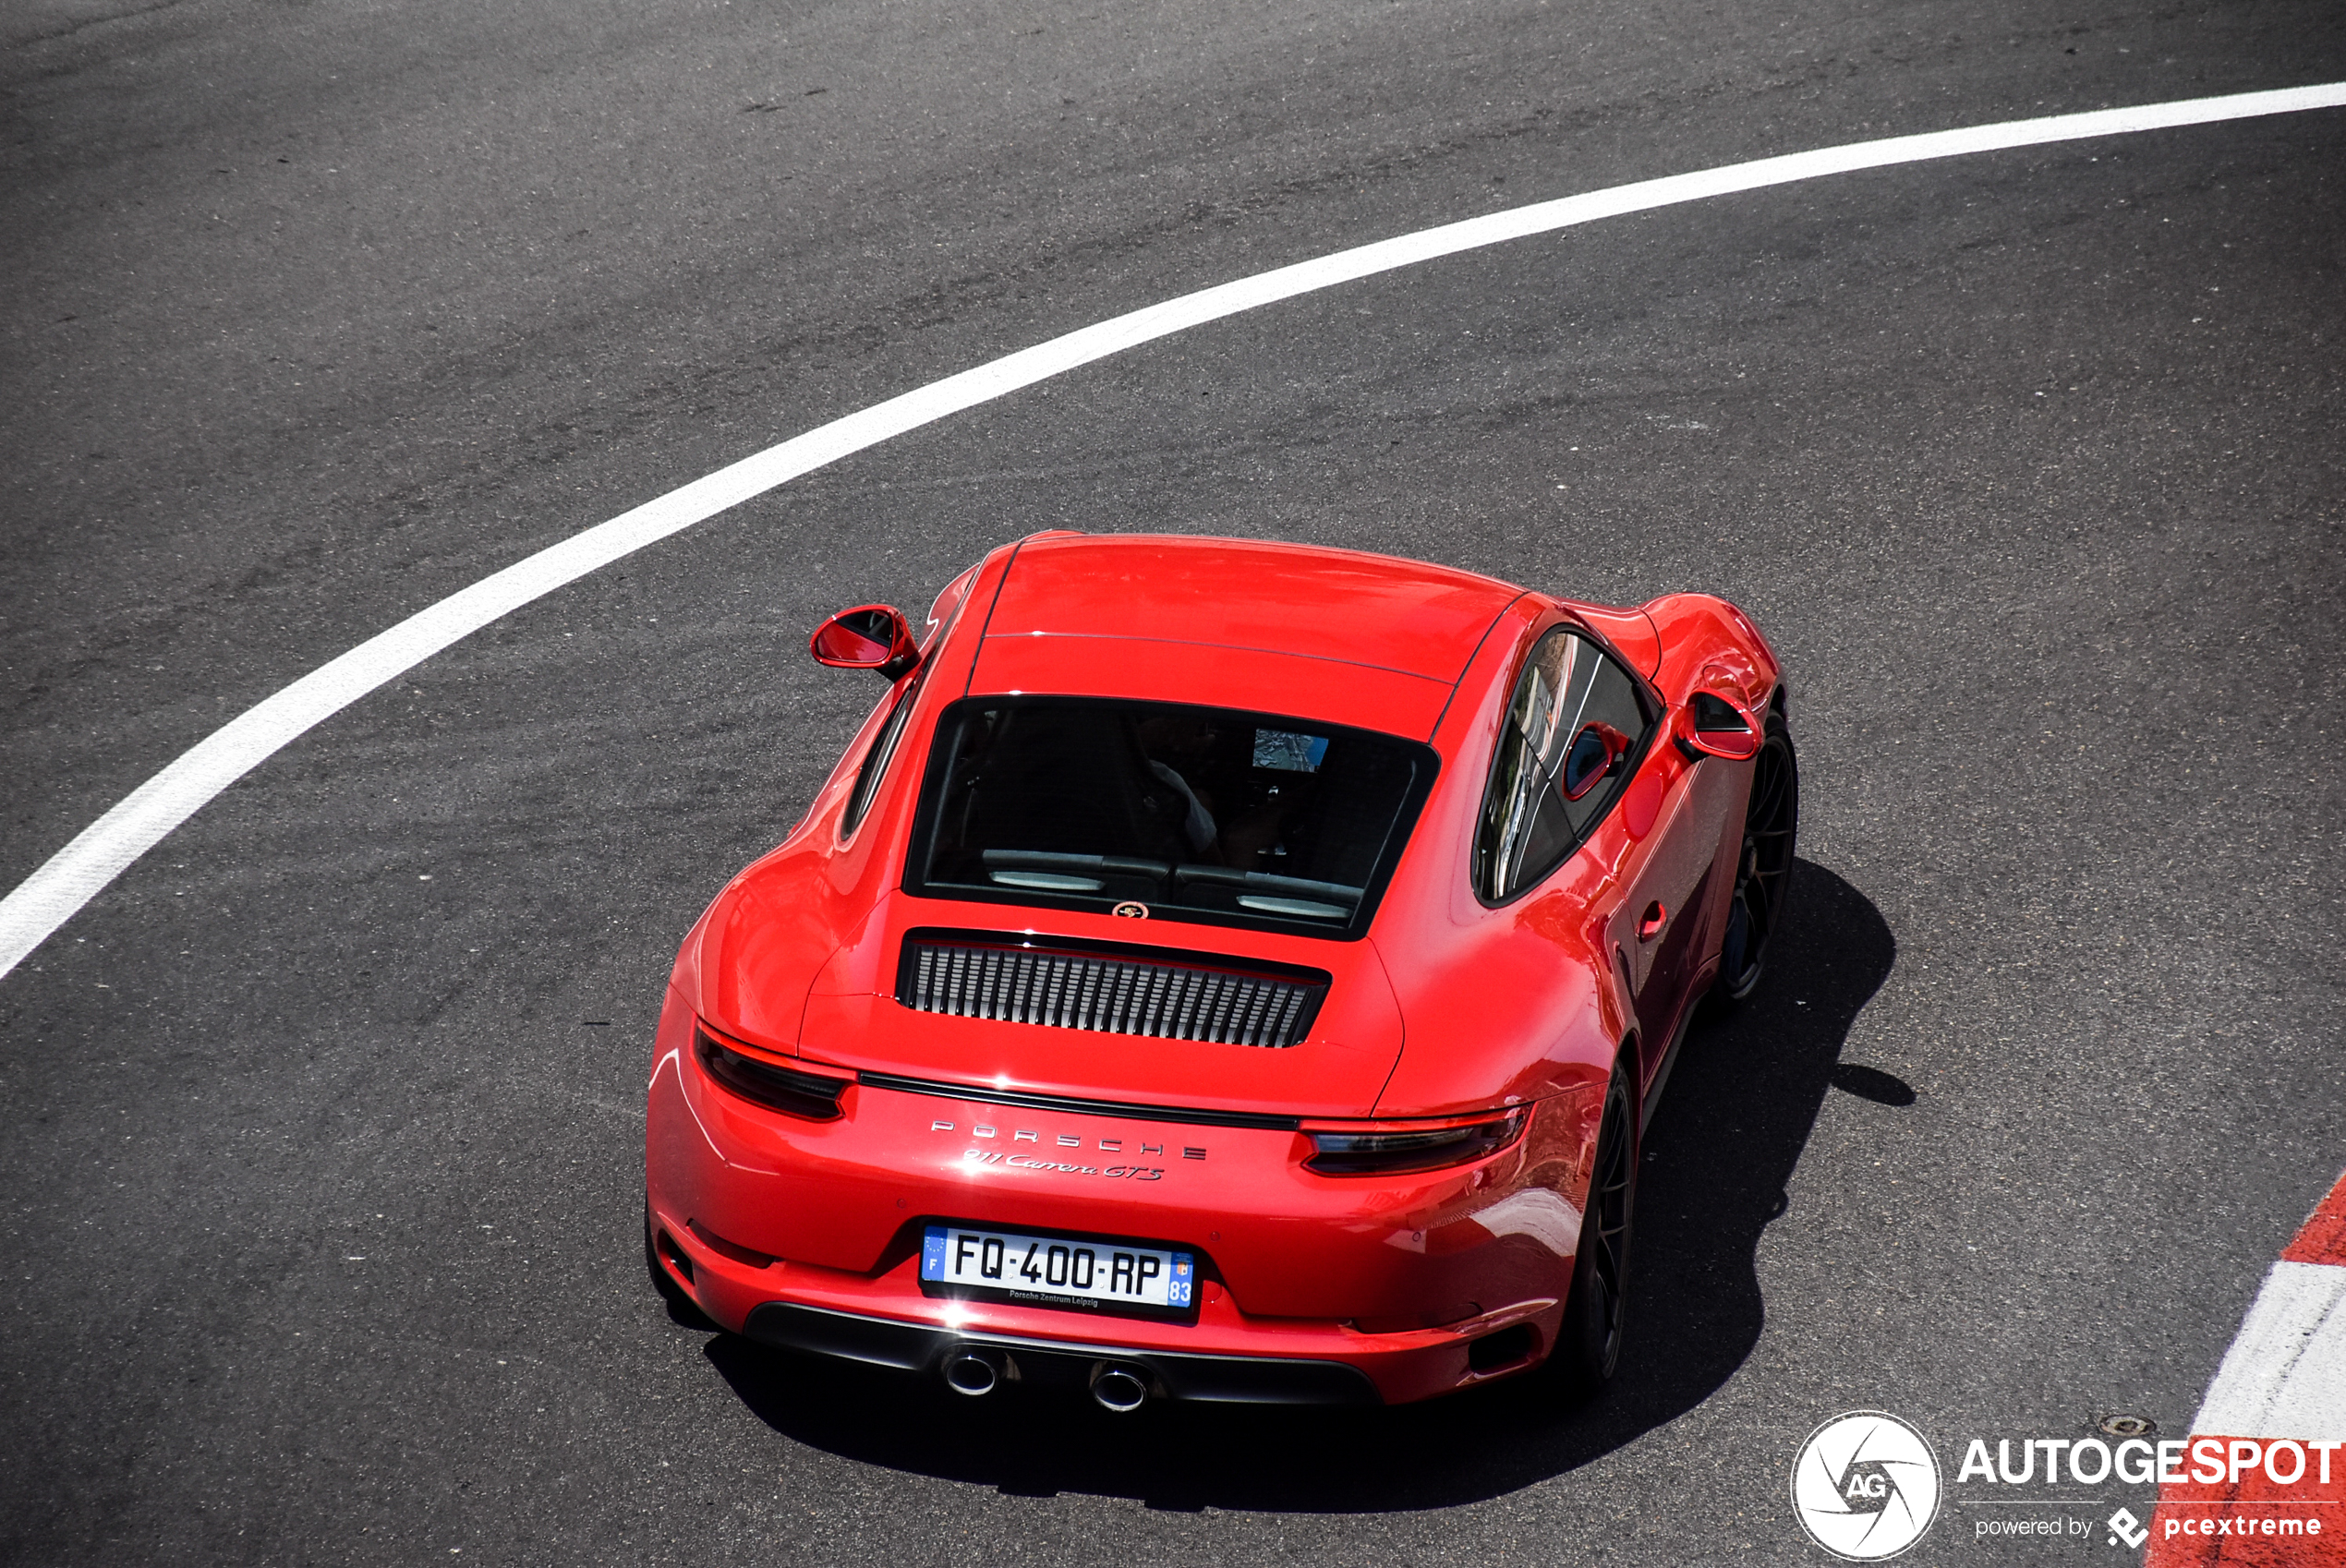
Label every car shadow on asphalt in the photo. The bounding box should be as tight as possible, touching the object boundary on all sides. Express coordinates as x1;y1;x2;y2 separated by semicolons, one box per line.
702;858;1895;1511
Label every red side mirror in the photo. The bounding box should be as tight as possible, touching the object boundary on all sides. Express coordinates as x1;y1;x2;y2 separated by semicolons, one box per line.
809;604;921;679
1672;691;1763;762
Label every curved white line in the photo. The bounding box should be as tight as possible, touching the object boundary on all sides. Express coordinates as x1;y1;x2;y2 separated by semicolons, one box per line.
5;81;2344;981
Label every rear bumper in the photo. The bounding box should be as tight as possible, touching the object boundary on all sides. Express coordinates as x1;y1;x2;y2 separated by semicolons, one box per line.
744;1300;1379;1405
645;986;1591;1405
648;1199;1563;1405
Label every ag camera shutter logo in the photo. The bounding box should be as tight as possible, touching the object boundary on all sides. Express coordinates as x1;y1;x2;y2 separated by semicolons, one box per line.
1791;1411;1943;1561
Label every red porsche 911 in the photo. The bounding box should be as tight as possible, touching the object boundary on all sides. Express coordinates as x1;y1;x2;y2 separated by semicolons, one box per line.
645;533;1796;1410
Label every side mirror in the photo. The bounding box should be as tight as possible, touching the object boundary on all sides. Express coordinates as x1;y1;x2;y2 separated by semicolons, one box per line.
1560;721;1631;801
1672;690;1763;762
809;604;921;679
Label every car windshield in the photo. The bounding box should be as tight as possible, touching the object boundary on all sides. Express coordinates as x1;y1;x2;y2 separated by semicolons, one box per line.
905;697;1436;939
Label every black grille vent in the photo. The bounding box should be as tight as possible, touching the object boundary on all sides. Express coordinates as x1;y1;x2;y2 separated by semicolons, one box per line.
897;931;1327;1049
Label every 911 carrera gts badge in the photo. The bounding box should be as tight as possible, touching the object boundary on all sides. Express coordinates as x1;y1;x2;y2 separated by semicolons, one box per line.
1111;900;1149;919
964;1148;1164;1179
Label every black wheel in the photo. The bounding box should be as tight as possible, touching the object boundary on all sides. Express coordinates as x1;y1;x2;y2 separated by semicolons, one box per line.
1549;1054;1637;1400
1714;708;1798;1003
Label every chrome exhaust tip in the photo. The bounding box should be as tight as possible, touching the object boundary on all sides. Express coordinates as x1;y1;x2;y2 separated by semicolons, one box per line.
941;1346;1010;1397
1089;1361;1153;1414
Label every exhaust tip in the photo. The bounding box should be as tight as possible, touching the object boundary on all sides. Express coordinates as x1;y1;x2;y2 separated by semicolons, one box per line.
941;1347;1008;1397
1089;1361;1153;1414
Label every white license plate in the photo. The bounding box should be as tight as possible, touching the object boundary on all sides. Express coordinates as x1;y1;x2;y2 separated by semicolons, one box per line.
921;1224;1195;1313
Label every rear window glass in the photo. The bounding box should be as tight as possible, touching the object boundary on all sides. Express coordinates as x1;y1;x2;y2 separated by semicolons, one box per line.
904;698;1436;939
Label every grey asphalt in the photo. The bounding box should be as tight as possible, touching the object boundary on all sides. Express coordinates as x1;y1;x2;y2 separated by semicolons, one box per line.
4;1;2343;1563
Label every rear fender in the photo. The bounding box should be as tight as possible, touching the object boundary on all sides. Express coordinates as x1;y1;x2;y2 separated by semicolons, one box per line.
1641;593;1782;714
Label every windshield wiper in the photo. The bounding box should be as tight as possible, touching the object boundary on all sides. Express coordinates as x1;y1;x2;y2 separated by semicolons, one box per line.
1171;865;1362;907
979;850;1172;891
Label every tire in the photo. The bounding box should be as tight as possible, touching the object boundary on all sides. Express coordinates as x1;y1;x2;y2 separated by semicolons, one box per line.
1713;708;1798;1004
1548;1053;1637;1400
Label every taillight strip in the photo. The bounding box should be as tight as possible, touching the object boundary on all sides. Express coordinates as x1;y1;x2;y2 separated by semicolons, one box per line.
854;1070;1303;1132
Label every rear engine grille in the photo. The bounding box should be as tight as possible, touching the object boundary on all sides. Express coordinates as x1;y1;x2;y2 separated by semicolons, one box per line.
897;931;1327;1049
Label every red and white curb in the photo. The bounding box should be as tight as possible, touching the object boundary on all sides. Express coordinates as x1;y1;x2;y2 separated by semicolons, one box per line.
2146;1171;2346;1565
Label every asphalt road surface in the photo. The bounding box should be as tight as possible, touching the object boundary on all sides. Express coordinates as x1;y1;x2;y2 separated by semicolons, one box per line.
4;1;2343;1563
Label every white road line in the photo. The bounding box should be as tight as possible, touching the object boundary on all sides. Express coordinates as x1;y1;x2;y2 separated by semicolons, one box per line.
2192;1260;2346;1442
5;80;2345;982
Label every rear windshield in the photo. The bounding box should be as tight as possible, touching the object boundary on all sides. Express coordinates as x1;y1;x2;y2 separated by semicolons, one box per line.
905;697;1436;939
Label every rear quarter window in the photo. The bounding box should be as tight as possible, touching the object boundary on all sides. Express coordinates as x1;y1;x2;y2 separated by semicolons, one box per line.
1474;628;1653;901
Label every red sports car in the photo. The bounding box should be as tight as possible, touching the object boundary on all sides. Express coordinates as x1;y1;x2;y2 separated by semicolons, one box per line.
645;533;1796;1410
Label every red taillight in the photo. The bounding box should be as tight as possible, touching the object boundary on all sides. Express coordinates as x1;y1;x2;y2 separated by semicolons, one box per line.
693;1024;850;1121
1302;1107;1529;1176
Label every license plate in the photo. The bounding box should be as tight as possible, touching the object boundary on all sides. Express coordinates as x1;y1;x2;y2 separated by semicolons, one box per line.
921;1224;1195;1316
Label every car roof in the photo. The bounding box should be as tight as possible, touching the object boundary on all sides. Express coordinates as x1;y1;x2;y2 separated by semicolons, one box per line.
978;534;1525;683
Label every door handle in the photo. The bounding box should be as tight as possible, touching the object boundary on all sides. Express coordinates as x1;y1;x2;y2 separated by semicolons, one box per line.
1638;901;1667;942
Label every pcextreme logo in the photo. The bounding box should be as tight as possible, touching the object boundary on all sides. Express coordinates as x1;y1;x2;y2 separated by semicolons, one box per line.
1792;1411;1944;1561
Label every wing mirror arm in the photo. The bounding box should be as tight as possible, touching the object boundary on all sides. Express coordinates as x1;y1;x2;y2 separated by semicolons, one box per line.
808;604;924;680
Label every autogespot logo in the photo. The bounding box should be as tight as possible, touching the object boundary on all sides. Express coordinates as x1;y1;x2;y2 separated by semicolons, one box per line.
1792;1411;1945;1561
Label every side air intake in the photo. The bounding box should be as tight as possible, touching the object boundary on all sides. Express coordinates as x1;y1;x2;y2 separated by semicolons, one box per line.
896;930;1327;1050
